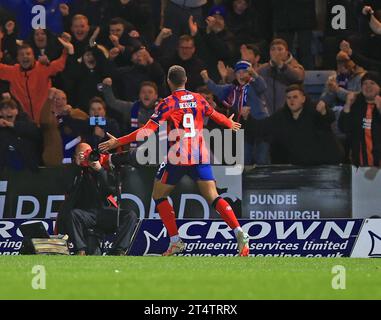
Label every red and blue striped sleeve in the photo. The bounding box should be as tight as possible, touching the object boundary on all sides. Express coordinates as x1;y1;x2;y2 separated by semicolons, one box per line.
150;99;173;124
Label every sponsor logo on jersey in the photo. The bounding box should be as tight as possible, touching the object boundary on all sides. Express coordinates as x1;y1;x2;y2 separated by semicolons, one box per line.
181;94;194;101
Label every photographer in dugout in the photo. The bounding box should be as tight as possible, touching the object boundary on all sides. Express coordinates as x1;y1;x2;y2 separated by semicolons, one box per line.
56;142;137;256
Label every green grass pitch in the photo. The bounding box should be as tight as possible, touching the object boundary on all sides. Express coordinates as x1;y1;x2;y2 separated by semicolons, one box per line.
0;256;380;300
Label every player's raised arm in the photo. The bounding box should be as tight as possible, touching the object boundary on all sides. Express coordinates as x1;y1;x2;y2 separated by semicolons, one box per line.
98;120;159;152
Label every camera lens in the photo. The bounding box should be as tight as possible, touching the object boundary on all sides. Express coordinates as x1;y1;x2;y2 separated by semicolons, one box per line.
88;150;100;162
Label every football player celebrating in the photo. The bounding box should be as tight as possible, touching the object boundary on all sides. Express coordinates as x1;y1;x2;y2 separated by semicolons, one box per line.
99;65;249;257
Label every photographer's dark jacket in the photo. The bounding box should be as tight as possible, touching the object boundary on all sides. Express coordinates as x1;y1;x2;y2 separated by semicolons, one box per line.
56;166;116;234
0;112;41;170
242;101;344;165
338;94;381;167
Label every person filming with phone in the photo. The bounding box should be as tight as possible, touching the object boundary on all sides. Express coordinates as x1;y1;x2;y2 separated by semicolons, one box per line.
84;97;120;150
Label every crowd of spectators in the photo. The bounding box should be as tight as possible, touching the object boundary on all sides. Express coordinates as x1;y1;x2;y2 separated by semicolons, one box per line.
0;0;381;171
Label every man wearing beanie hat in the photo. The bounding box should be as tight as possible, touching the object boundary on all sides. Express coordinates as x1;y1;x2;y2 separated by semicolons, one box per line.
200;60;270;165
234;60;252;73
339;71;381;167
319;51;366;109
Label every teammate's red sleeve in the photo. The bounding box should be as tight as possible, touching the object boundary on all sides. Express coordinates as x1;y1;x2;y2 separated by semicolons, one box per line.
209;110;233;129
117;120;159;146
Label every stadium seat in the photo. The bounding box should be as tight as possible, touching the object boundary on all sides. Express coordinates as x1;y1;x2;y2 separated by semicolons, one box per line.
304;70;336;102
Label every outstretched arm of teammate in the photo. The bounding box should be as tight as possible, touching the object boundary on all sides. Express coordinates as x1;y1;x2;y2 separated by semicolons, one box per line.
99;119;159;152
209;111;241;131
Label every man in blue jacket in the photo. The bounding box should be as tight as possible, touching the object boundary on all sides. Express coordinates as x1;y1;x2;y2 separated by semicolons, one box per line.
200;60;270;164
0;0;72;39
